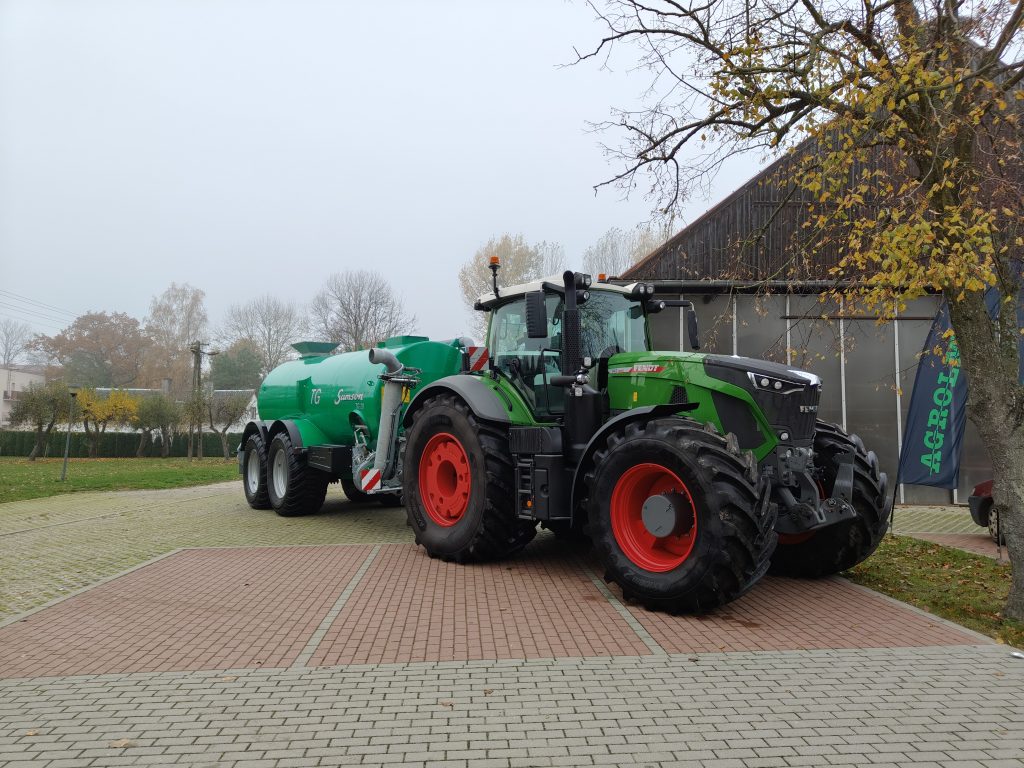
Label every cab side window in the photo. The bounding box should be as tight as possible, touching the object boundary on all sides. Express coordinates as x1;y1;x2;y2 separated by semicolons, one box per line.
489;295;564;416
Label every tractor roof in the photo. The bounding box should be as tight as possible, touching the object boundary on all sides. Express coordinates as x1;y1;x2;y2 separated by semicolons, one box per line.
476;274;642;310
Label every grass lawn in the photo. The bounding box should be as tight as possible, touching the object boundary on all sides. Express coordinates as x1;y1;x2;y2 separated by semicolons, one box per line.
0;457;239;504
848;533;1024;648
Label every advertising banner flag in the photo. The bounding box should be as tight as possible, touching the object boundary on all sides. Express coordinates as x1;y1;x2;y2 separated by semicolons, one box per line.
897;301;969;489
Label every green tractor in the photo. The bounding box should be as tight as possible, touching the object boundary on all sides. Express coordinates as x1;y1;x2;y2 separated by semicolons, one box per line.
240;267;891;612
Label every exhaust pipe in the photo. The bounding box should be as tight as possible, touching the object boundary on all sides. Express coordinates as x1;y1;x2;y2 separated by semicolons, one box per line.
368;348;405;477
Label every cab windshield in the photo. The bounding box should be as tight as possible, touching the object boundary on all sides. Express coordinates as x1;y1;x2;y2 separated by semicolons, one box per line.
487;289;648;416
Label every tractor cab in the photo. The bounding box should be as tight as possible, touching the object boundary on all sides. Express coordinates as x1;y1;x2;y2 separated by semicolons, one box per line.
478;274;655;419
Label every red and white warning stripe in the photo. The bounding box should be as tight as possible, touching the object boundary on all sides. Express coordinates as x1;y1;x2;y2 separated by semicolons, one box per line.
466;346;489;372
360;468;382;492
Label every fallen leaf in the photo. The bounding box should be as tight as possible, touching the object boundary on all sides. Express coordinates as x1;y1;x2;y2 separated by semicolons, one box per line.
25;730;38;737
439;700;455;709
108;739;136;749
483;689;494;695
221;676;238;682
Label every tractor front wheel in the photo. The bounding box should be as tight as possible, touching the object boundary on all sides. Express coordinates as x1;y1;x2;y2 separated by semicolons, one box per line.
587;418;776;613
403;394;535;562
769;420;891;577
267;432;330;517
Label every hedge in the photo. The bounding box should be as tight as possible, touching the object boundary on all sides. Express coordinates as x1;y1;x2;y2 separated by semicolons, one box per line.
0;429;245;459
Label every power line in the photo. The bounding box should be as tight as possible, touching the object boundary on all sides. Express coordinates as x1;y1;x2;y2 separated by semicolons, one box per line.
0;300;73;326
0;311;64;333
0;289;79;319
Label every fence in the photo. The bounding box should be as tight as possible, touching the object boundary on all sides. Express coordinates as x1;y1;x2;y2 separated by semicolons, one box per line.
0;430;245;459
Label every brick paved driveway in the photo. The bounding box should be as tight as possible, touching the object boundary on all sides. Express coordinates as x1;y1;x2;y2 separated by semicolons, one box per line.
1;484;1021;767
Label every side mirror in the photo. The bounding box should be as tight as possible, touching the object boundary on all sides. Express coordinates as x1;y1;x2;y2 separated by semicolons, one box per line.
525;291;548;338
687;308;701;350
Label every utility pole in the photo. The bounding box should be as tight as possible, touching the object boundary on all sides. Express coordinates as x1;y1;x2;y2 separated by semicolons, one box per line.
189;341;218;460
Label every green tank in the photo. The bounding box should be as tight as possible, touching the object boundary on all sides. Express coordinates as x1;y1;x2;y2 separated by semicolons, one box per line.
256;335;464;455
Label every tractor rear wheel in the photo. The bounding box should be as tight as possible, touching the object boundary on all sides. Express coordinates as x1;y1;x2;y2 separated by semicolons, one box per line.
242;433;271;509
267;432;330;517
769;420;891;577
587;418;776;613
403;394;536;562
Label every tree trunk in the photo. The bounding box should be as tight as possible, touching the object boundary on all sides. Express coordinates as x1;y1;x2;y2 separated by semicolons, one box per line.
136;429;150;458
949;294;1024;620
28;425;44;460
218;430;230;460
159;427;171;458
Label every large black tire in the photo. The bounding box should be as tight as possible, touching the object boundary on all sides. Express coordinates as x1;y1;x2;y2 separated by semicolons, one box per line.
341;479;403;507
242;433;271;509
586;418;776;613
267;432;329;517
769;420;891;577
403;394;536;562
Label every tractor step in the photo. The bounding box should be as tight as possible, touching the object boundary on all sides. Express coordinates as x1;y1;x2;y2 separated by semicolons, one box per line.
515;458;535;519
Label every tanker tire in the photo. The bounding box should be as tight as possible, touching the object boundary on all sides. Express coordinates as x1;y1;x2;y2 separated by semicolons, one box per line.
586;418;776;614
242;433;271;510
267;432;329;517
769;420;891;577
342;479;403;507
403;394;536;562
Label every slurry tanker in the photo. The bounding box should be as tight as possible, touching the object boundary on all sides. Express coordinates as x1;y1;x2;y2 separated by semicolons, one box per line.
239;263;890;612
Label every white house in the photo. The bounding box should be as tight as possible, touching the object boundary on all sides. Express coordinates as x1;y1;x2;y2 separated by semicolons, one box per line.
1;366;47;427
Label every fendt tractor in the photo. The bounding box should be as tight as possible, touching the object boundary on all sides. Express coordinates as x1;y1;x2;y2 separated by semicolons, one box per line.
239;263;891;612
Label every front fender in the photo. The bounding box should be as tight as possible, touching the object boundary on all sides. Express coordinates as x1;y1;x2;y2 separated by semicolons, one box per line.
569;403;699;518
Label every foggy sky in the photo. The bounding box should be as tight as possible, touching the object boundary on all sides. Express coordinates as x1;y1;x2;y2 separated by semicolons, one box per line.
0;0;750;343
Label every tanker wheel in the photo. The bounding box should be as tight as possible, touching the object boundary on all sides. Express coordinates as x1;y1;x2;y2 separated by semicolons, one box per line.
403;394;536;562
586;418;776;613
267;432;330;517
242;433;271;509
769;420;891;577
342;479;403;507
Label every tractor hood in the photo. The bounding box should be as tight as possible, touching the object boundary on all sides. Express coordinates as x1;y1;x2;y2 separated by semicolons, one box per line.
606;350;823;449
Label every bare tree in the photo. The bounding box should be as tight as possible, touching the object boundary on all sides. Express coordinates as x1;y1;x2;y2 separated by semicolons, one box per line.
0;319;32;367
309;270;415;352
582;224;668;277
207;391;254;460
458;234;566;338
578;0;1024;617
220;295;305;373
144;283;208;395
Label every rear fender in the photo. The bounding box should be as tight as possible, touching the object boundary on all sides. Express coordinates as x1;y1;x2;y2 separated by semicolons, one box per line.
402;375;511;427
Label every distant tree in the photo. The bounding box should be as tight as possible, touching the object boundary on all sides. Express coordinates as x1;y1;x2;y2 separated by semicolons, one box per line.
309;270;415;352
582;225;667;277
78;389;138;458
210;341;266;390
181;390;208;459
144;283;208;396
207;391;254;460
220;295;305;373
30;312;147;387
0;319;32;367
131;394;180;458
8;381;70;460
458;234;566;338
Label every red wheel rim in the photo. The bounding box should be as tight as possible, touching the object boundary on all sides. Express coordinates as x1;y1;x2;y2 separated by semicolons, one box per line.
610;463;697;572
418;432;471;527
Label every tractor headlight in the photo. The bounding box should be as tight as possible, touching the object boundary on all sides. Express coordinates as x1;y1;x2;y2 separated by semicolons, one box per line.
747;372;805;395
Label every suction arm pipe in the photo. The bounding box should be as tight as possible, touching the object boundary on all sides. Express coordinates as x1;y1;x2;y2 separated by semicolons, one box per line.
368;348;404;375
